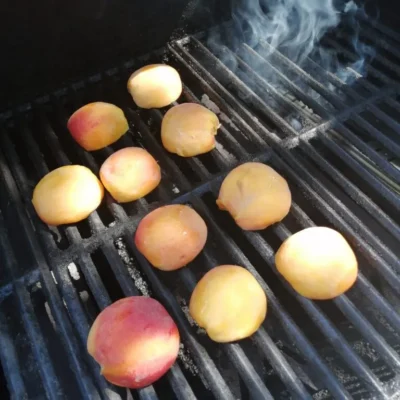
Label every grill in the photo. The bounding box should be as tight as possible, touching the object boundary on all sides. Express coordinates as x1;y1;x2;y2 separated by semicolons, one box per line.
0;7;400;400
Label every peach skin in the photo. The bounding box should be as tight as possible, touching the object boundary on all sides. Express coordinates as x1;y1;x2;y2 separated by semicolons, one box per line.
32;165;104;226
100;147;161;203
87;296;180;389
134;204;208;271
67;102;129;151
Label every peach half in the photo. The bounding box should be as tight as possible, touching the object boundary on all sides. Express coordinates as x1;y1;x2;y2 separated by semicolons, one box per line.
161;103;220;157
134;204;208;271
87;296;180;389
217;162;292;230
189;265;267;342
67;102;129;151
100;147;161;203
32;165;104;226
127;64;182;109
275;227;358;300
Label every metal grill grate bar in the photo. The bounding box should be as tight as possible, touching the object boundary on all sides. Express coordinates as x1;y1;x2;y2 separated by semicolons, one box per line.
298;140;400;242
191;140;390;397
18;104;203;400
0;15;399;399
358;16;400;44
302;50;400;137
0;132;111;400
170;41;400;286
149;74;395;396
168;38;400;396
337;35;400;82
123;112;275;400
334;295;400;372
81;74;323;398
31;97;240;399
181;81;400;335
13;283;62;399
277;146;400;289
237;45;400;177
189;41;400;234
63;85;264;399
48;98;199;400
2;121;135;398
173;39;400;256
323;37;398;86
358;26;400;68
255;41;400;157
0;311;28;399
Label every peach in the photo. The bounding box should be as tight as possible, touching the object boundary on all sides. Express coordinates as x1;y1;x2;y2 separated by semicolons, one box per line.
216;162;292;230
161;103;220;157
99;147;161;203
32;165;104;226
134;204;207;271
275;227;358;300
189;265;267;342
67;102;129;151
87;297;180;389
127;64;182;109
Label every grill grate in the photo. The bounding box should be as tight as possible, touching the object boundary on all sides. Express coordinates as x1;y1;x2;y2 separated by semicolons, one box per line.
0;15;400;400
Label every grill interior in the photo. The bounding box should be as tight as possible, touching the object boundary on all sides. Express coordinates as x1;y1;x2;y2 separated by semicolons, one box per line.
0;12;400;400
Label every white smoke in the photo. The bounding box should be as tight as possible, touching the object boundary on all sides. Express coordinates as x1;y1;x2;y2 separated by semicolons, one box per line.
207;0;375;85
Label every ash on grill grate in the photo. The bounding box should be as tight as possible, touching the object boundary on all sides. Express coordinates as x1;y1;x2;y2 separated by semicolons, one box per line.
0;13;400;400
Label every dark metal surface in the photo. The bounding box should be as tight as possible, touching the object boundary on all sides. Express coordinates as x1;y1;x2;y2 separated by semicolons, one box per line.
0;16;399;400
0;0;231;112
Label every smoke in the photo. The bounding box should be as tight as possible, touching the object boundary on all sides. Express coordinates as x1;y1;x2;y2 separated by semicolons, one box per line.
206;0;375;87
337;1;376;82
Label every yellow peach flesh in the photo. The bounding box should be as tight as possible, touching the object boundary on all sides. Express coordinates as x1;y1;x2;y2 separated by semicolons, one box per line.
134;204;207;271
275;227;358;300
189;265;267;342
32;165;104;226
127;64;182;109
161;103;219;157
216;162;291;230
100;147;161;203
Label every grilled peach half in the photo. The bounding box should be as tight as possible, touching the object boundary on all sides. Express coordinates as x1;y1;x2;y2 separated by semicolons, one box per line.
275;227;358;300
127;64;182;109
189;265;267;342
135;205;207;271
100;147;161;203
217;162;291;230
88;297;180;389
32;165;103;226
68;102;129;151
161;103;220;157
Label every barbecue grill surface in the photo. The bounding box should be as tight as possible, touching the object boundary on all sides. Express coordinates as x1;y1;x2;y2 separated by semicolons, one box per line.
0;15;400;400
